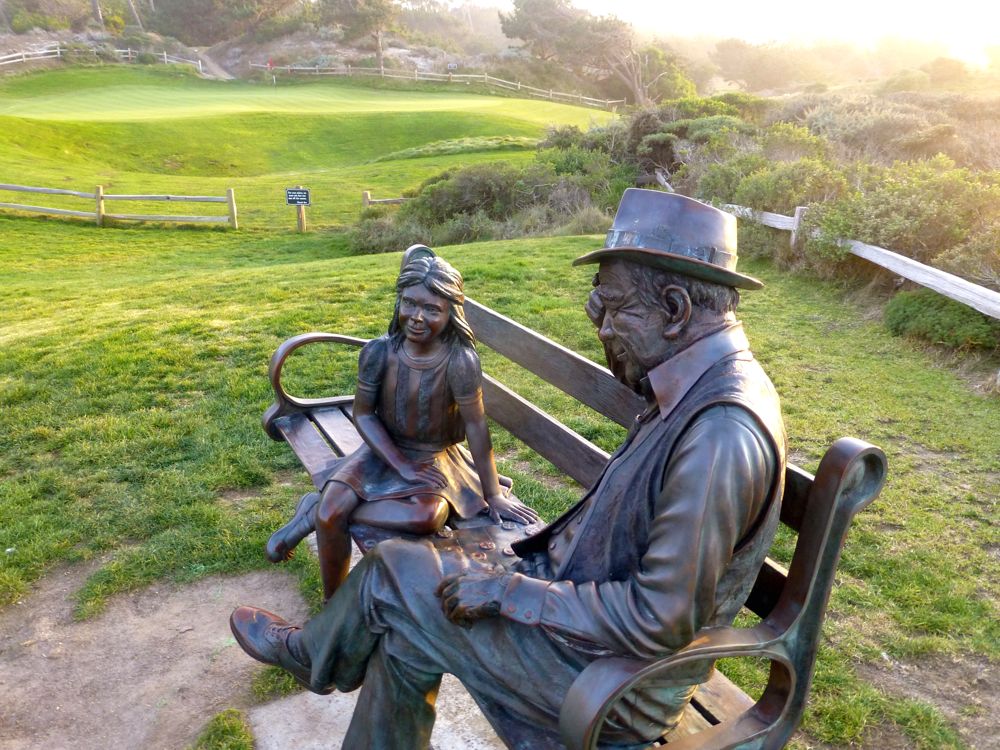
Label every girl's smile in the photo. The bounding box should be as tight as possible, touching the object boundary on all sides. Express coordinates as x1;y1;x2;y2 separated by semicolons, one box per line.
399;283;449;353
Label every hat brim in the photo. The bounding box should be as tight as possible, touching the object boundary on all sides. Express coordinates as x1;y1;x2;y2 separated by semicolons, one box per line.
573;246;764;290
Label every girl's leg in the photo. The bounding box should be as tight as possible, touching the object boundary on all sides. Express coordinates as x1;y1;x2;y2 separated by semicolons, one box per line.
316;482;362;602
351;494;449;535
265;490;320;563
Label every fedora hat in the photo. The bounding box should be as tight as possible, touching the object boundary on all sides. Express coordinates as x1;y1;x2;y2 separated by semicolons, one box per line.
573;189;763;290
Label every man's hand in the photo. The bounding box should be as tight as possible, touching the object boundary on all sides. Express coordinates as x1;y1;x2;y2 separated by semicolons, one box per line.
436;571;511;627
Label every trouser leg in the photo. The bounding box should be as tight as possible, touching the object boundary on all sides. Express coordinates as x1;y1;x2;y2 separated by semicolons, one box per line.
299;552;380;693
342;638;442;750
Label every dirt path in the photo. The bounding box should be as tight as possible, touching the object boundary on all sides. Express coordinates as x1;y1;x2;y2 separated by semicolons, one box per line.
192;48;234;80
0;561;307;750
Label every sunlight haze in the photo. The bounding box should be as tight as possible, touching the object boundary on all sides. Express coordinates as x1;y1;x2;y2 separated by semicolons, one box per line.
498;0;998;66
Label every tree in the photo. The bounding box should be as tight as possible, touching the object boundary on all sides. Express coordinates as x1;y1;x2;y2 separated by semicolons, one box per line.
323;0;399;72
501;1;694;106
710;39;798;91
499;0;580;61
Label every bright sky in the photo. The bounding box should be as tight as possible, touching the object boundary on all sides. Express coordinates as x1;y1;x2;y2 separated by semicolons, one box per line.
498;1;999;66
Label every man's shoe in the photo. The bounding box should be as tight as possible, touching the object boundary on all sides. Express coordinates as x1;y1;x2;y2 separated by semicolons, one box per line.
266;491;320;563
229;606;332;694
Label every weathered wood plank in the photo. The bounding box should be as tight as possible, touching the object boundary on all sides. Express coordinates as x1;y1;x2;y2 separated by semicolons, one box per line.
0;202;95;218
481;374;609;488
0;183;94;198
272;414;341;489
692;669;755;724
744;557;789;619
103;212;229;223
847;240;1000;320
466;298;646;428
779;464;813;532
103;193;228;202
312;406;364;457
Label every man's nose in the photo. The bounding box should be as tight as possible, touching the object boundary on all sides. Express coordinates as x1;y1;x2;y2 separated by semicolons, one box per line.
598;313;614;342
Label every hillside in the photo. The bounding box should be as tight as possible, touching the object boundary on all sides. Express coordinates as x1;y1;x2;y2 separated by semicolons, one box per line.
0;66;609;228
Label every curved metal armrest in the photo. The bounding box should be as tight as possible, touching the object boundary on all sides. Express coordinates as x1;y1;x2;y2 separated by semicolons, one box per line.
262;332;368;439
559;624;784;750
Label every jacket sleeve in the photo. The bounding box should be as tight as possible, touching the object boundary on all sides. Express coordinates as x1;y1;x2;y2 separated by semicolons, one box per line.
499;405;776;659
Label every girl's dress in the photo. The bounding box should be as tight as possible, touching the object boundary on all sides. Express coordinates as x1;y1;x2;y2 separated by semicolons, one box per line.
329;334;511;519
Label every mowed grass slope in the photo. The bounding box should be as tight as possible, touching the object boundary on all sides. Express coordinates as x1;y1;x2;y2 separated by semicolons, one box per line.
1;68;997;748
0;66;609;228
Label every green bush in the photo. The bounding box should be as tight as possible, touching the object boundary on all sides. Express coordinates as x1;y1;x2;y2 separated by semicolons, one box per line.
806;156;1000;265
10;9;68;32
733;157;848;215
884;290;1000;351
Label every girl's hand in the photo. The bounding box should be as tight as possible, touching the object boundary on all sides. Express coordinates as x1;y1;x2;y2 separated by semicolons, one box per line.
486;493;541;525
399;460;447;489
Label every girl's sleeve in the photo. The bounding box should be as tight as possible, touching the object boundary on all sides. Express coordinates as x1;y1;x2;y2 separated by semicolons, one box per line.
356;337;388;398
446;346;484;405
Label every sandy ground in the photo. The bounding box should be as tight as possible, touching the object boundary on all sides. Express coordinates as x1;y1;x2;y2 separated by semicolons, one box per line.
0;557;504;750
0;561;308;750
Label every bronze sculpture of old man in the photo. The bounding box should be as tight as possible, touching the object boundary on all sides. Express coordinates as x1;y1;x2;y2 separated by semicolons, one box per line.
230;189;787;749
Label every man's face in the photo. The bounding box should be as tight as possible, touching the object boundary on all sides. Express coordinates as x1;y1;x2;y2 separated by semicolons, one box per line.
593;261;668;390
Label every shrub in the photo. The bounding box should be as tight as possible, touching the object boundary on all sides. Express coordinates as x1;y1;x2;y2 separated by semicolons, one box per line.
884;289;1000;351
934;221;1000;292
878;69;931;93
805;156;1000;266
732;157;848;215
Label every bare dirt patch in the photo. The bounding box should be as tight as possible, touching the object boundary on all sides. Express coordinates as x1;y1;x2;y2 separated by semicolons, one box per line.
857;654;998;750
0;561;308;750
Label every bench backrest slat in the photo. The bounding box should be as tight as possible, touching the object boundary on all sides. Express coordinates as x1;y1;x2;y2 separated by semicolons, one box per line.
466;298;646;428
482;374;610;488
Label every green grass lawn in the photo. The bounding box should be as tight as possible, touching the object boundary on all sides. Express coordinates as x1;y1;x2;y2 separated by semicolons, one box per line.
0;66;608;228
0;66;997;749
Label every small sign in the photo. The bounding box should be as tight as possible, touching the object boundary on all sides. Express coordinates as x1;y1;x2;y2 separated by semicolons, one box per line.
447;62;458;71
285;188;310;206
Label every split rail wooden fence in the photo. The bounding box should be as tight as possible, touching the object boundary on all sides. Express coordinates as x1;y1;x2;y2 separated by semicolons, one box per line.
725;204;1000;320
0;183;238;229
250;62;625;111
0;45;203;72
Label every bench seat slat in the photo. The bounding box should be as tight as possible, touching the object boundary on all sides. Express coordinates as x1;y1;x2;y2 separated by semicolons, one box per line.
481;374;609;488
466;298;645;429
691;663;756;724
312;406;364;456
273;414;342;489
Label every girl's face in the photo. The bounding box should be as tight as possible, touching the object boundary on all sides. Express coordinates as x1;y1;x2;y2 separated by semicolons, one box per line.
398;283;449;346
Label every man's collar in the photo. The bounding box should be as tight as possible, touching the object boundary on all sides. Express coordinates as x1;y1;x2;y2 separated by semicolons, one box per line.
644;323;750;419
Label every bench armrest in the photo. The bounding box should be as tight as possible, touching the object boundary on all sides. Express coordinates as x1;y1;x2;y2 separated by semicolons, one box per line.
262;332;368;439
559;624;787;750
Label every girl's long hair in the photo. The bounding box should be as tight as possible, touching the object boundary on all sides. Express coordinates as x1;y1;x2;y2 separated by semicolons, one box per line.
388;256;476;349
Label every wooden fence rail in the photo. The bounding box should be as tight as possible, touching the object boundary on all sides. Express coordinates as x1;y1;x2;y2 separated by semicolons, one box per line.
724;203;1000;320
249;63;625;111
0;46;203;73
0;183;238;229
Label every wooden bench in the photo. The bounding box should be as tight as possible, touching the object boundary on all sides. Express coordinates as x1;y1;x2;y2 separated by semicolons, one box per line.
261;297;888;750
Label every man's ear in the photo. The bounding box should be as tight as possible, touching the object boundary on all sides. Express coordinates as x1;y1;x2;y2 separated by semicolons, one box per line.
659;285;691;339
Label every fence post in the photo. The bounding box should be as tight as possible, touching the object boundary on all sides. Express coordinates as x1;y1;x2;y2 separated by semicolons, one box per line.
162;51;168;64
95;185;105;227
362;191;372;209
347;64;351;76
295;185;307;233
198;59;203;74
791;206;809;250
226;188;238;230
